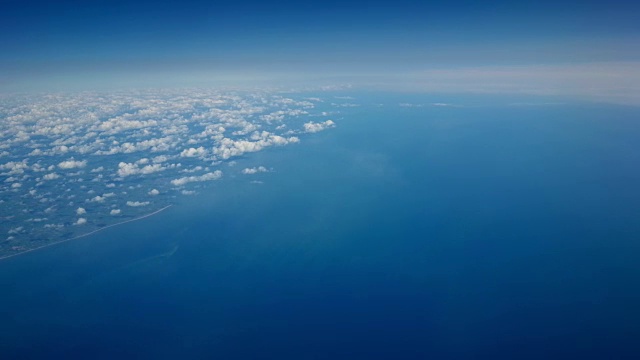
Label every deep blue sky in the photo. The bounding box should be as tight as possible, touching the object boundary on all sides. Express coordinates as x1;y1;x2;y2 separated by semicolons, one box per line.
1;0;639;89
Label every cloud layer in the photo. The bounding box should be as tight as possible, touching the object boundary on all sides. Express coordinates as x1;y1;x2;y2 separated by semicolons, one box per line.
0;89;335;255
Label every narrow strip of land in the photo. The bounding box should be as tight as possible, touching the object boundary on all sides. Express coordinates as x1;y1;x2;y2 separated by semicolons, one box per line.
0;205;173;261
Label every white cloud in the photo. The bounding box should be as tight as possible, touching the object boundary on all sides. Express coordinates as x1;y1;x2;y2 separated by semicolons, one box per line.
117;162;166;177
242;166;268;174
170;170;223;186
116;162;140;177
152;155;170;163
110;209;121;215
303;120;335;133
1;160;29;175
213;132;300;160
8;226;23;234
180;147;206;158
76;207;86;215
126;201;150;207
97;117;158;134
0;89;338;250
181;166;203;173
42;173;60;180
75;218;87;225
58;159;87;169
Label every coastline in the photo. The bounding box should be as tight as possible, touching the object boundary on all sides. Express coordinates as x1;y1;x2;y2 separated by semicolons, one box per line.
0;205;173;262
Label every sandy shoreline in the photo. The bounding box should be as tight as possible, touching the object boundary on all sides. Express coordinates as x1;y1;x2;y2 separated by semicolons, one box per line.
0;205;173;262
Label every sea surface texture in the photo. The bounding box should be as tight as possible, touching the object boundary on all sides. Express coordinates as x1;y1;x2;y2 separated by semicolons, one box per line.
1;92;639;359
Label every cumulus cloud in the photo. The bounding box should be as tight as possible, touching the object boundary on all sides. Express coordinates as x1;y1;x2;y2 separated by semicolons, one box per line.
0;89;335;252
242;166;268;174
303;120;335;133
180;147;207;158
58;159;87;169
97;117;158;134
116;162;140;177
76;207;86;215
117;162;166;177
1;160;29;175
42;173;60;180
170;170;223;186
126;201;150;207
181;166;203;173
213;132;300;160
152;155;170;163
75;218;87;225
8;226;23;234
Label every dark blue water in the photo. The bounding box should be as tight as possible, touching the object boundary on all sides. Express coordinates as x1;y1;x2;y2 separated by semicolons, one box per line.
1;97;640;359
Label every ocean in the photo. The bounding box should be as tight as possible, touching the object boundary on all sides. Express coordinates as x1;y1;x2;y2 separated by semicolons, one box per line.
1;94;640;359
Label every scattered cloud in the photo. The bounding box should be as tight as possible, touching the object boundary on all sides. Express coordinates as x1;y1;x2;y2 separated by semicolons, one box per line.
213;132;299;160
117;162;167;177
303;120;336;133
242;166;269;174
126;201;150;207
180;147;207;158
171;171;223;186
42;173;60;180
58;159;87;169
8;227;24;234
0;89;333;252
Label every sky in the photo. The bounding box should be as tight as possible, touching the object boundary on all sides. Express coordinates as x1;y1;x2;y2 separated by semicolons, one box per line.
1;0;640;99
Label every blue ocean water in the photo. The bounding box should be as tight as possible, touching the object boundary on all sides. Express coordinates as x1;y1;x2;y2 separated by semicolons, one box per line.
1;94;640;359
